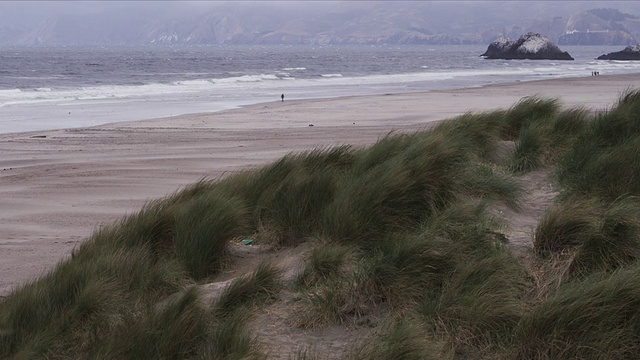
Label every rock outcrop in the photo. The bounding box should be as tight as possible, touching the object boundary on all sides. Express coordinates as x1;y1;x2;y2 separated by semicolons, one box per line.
597;44;640;60
481;32;574;60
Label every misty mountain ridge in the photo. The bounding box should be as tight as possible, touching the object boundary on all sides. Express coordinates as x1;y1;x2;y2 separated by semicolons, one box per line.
3;3;640;46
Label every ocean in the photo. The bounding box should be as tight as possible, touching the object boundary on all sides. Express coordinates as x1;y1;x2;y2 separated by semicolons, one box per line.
1;44;639;134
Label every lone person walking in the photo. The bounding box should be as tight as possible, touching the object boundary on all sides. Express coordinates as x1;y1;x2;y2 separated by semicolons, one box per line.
281;94;285;102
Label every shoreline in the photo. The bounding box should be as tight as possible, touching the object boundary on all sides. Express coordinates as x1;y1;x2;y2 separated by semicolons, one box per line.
1;72;640;295
105;72;640;132
2;71;638;136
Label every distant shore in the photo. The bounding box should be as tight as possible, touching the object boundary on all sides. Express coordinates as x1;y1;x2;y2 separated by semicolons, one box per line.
1;72;639;295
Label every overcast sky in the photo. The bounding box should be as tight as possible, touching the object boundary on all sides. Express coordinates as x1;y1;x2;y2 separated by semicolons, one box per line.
1;1;639;39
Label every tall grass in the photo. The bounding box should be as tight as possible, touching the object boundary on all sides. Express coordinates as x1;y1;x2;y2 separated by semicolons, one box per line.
296;270;376;328
95;287;209;359
429;110;505;161
514;265;640;359
422;253;530;348
6;92;640;358
320;131;513;243
206;311;266;360
459;163;523;210
556;90;640;199
256;167;338;244
534;197;604;257
535;195;640;279
508;125;544;173
0;244;188;357
295;242;354;288
174;191;249;279
501;97;560;140
213;261;281;318
347;318;439;360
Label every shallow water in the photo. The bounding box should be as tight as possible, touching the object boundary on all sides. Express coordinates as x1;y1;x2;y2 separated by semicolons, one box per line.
0;45;638;134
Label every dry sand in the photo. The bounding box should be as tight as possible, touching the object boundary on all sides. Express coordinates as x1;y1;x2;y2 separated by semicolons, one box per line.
1;73;639;296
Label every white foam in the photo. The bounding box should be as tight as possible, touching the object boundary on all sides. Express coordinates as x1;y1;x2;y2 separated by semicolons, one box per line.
2;54;640;134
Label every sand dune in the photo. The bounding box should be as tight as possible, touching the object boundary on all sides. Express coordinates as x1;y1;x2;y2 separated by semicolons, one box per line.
1;73;638;296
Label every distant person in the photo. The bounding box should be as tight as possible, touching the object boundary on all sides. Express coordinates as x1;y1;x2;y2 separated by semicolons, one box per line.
281;94;285;102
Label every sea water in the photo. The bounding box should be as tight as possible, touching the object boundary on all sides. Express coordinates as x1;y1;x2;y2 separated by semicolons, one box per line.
1;44;639;134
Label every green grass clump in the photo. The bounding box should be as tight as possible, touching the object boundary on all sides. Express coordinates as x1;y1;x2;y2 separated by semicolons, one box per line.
364;233;456;307
213;261;281;318
535;196;640;279
534;197;604;257
570;197;640;277
175;191;249;279
295;242;354;288
508;125;544;173
206;311;266;360
256;167;339;244
321;130;513;243
95;287;210;359
459;163;523;210
558;136;640;199
0;244;188;357
514;265;640;359
429;110;506;161
556;90;640;199
295;270;376;328
501;97;560;140
422;253;530;348
347;318;440;360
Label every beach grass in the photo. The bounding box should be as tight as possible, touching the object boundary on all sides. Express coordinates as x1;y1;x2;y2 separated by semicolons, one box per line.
213;261;281;318
3;90;640;358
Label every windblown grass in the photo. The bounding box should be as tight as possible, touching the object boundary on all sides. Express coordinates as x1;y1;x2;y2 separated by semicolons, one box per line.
5;91;640;358
501;96;560;140
515;265;640;359
295;242;354;288
422;253;530;348
95;287;210;359
535;196;640;279
206;311;266;360
0;243;187;357
429;110;505;161
556;90;640;199
347;318;439;360
295;271;376;328
213;261;281;318
508;125;544;173
174;191;249;279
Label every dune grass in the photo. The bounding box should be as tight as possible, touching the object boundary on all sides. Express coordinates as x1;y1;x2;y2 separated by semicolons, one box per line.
514;265;640;359
213;261;281;318
347;318;439;360
295;242;355;288
174;191;249;279
3;91;640;358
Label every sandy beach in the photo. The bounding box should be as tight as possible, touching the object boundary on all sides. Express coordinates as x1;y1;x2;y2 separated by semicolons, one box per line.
1;73;639;296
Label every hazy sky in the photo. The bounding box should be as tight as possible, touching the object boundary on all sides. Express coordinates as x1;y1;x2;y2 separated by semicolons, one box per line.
1;1;638;43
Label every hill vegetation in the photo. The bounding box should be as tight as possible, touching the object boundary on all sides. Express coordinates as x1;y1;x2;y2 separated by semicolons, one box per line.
2;90;640;358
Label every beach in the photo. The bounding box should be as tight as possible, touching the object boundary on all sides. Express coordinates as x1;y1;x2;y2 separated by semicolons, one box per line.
1;73;639;296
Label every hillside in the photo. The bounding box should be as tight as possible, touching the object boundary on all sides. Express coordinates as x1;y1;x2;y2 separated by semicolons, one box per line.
558;8;640;45
1;2;640;46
